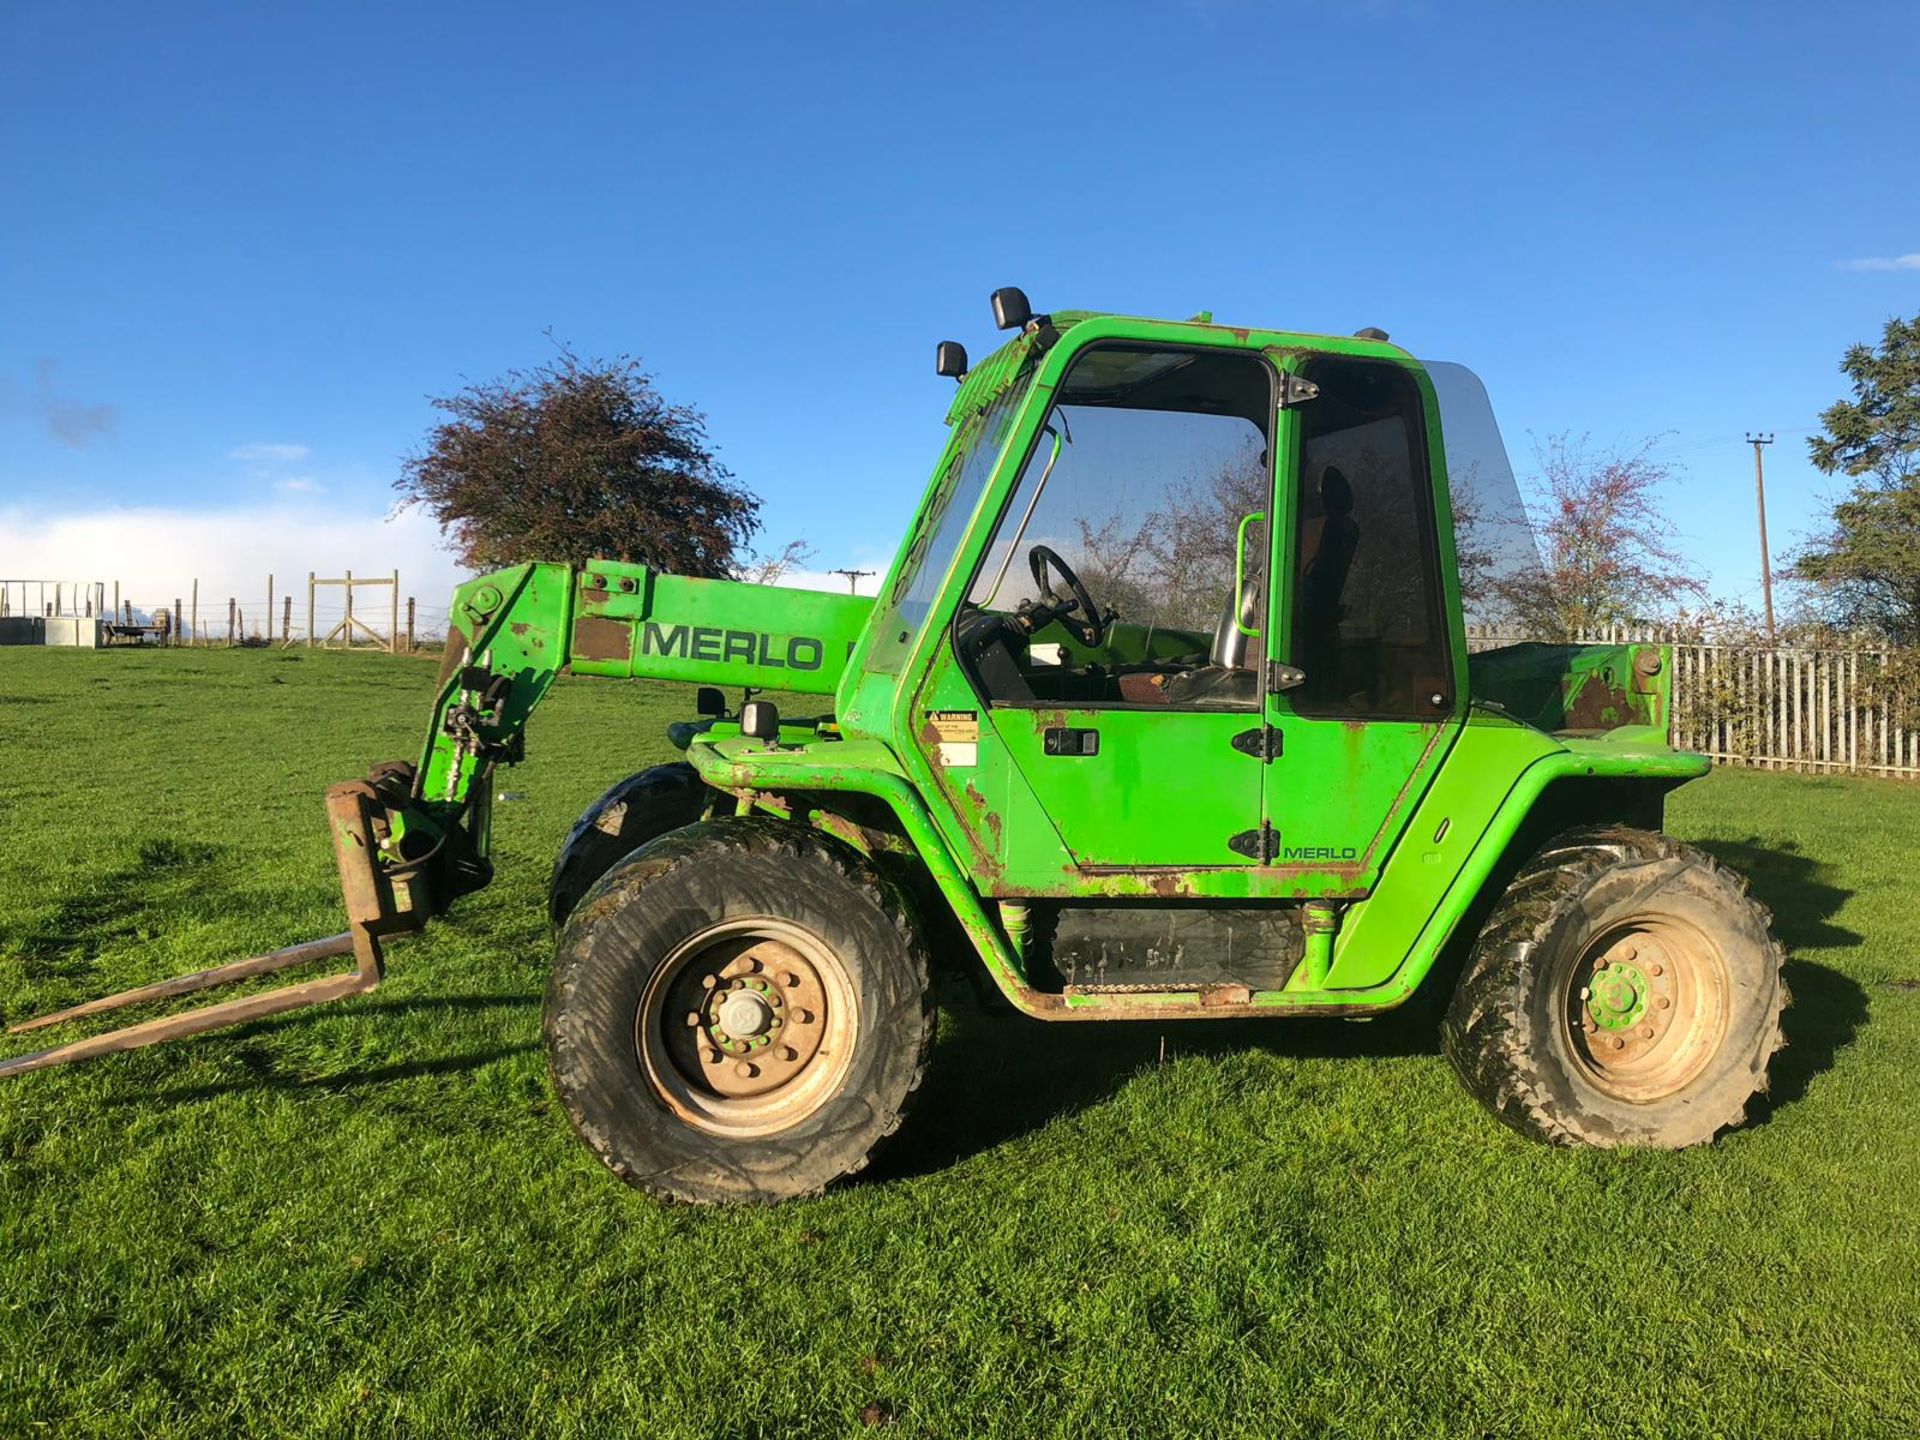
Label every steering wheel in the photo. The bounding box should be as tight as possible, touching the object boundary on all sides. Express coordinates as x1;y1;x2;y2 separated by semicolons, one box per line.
1019;544;1109;648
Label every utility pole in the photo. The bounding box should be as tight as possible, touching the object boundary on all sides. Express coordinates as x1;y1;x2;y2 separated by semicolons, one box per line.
1746;433;1776;645
828;568;875;595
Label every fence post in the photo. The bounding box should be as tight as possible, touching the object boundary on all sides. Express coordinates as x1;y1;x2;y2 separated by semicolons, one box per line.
390;569;399;655
406;596;416;653
282;596;292;644
173;596;181;647
1849;652;1858;772
227;598;236;646
307;572;316;648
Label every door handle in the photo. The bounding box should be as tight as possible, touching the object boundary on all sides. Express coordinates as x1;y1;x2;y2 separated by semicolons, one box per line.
1042;727;1100;757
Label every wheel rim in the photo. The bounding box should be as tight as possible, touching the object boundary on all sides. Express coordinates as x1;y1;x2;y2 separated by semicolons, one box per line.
635;918;858;1138
1564;918;1730;1103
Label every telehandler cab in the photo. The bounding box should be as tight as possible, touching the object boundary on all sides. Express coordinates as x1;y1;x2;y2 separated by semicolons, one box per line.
3;291;1787;1203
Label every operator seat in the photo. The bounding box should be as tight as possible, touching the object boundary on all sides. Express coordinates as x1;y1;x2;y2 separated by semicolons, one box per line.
1297;465;1360;698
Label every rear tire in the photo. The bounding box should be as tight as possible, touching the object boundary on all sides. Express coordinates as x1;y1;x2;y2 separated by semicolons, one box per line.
547;763;712;930
1442;826;1787;1149
545;817;935;1203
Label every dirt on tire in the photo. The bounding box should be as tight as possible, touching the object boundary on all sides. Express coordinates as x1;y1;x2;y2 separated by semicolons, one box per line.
545;816;936;1203
1441;825;1788;1149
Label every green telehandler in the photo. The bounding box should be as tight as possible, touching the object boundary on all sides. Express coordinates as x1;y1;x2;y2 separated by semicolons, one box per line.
2;290;1787;1203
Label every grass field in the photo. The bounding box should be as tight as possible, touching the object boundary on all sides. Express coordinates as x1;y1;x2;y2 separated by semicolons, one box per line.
1;646;1916;1438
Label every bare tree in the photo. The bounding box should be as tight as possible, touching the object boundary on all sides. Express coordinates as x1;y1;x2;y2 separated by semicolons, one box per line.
1491;434;1704;640
730;539;817;587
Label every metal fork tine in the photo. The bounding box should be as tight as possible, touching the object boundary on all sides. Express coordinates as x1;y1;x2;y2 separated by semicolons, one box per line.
0;965;380;1080
7;934;355;1035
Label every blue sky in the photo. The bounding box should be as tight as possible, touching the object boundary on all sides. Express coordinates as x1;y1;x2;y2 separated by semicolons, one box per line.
3;1;1917;613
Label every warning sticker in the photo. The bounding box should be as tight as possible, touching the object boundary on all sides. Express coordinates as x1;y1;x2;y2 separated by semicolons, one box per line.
928;709;978;743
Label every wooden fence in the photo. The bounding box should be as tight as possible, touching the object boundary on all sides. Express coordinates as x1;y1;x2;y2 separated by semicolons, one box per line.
1465;625;1920;779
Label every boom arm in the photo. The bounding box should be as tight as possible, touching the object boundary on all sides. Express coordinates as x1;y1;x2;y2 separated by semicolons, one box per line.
402;560;874;907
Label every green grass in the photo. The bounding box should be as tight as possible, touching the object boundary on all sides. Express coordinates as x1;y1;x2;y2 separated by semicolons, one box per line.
1;646;1916;1438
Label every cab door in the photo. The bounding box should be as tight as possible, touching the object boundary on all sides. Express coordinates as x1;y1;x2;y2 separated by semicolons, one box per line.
942;340;1280;875
1258;353;1463;894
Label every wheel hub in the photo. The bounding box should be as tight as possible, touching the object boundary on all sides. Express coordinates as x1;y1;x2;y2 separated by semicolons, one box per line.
1569;925;1729;1102
1587;960;1649;1032
717;990;775;1040
659;935;833;1102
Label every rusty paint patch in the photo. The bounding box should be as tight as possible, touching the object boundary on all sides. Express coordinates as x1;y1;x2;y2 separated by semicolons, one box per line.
572;615;631;664
1565;674;1631;731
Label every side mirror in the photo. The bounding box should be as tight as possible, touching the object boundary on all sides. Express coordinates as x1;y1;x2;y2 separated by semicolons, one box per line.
936;340;968;380
695;685;726;717
739;700;781;744
990;287;1032;331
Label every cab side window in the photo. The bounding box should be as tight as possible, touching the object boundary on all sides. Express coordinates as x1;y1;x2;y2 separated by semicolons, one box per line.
959;345;1274;710
1287;357;1452;719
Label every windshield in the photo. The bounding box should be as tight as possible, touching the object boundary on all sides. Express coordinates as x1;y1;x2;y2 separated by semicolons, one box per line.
865;380;1029;673
1424;361;1544;630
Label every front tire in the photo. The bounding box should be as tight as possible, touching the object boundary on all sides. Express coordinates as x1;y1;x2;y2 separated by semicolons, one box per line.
1442;826;1787;1149
545;817;935;1203
547;763;713;930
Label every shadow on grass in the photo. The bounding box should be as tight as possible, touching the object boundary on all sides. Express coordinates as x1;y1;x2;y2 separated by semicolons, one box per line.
1684;832;1870;1123
1752;957;1869;1124
6;838;225;976
75;994;542;1108
871;980;1442;1182
104;1042;540;1108
1686;834;1862;952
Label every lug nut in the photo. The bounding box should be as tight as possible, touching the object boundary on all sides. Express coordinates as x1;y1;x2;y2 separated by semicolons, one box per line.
779;1045;798;1062
1639;1026;1655;1039
1656;995;1671;1009
782;972;800;988
1579;986;1591;1001
701;974;718;990
1610;1036;1626;1051
735;1061;758;1079
796;1009;816;1025
1649;963;1664;977
685;1012;702;1028
747;957;763;973
705;1048;723;1064
1581;1019;1598;1034
1618;944;1638;962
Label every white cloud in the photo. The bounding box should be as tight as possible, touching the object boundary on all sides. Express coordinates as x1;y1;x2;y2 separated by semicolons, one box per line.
0;501;471;636
1838;253;1920;273
275;477;324;494
229;442;312;463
